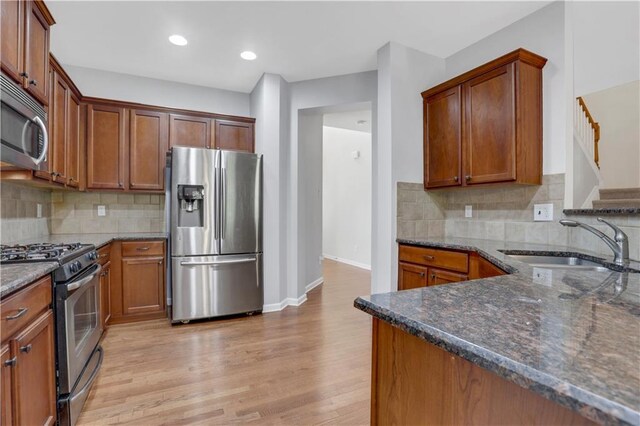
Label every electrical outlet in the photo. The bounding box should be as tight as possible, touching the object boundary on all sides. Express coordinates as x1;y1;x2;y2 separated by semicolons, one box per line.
36;203;42;218
97;205;106;217
533;203;553;221
465;205;473;218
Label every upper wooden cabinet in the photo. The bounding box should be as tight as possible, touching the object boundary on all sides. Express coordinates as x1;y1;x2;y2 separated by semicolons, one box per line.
214;119;254;152
422;49;546;190
86;103;127;190
0;0;55;106
169;114;211;149
130;109;168;191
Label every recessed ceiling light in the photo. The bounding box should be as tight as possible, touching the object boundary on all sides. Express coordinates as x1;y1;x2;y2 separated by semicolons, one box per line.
241;51;257;61
169;35;188;46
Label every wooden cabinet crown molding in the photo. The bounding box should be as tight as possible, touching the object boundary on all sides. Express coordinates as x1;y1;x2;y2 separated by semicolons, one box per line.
82;96;255;124
421;48;547;99
49;53;81;98
32;0;55;26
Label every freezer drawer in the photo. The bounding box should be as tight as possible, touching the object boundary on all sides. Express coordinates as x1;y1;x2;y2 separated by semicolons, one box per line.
171;254;263;322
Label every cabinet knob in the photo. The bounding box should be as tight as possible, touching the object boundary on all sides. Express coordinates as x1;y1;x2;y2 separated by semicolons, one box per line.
29;79;37;87
453;176;459;182
118;182;123;188
419;272;425;277
465;175;471;181
423;255;435;261
3;357;16;367
19;72;28;78
431;274;436;279
20;344;32;354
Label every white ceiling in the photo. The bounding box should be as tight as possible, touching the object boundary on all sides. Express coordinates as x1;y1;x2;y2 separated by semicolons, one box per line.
324;110;372;133
47;1;550;93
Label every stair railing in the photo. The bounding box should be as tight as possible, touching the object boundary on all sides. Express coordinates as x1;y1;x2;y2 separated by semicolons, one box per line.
575;97;601;168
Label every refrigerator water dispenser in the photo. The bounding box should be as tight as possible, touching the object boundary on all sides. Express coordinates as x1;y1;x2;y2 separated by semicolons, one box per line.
177;184;204;227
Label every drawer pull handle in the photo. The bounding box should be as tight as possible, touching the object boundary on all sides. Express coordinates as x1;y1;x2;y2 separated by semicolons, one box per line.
100;254;108;258
3;357;16;367
423;255;435;260
20;344;32;353
453;176;459;182
431;274;436;279
419;272;425;278
6;308;28;320
136;247;150;251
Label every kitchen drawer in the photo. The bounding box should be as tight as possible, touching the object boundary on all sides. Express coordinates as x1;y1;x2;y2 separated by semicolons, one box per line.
0;276;52;343
121;240;164;258
97;244;111;265
398;245;468;273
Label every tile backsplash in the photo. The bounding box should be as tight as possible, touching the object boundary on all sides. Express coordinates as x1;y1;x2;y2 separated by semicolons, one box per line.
397;174;639;261
0;182;51;243
51;192;165;234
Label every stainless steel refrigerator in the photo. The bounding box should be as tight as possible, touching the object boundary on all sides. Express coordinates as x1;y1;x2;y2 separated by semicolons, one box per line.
168;147;263;323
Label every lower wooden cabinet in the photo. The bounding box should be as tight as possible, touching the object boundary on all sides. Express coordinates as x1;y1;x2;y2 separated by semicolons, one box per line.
107;240;166;324
398;244;504;290
1;276;56;426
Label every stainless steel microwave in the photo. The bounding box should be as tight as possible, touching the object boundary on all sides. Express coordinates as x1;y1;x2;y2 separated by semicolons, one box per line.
0;73;49;171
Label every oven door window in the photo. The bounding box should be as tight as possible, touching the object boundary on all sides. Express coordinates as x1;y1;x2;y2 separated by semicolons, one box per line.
0;102;41;157
73;284;99;353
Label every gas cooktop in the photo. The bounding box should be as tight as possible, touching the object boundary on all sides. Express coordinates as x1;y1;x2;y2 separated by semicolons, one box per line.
0;243;94;264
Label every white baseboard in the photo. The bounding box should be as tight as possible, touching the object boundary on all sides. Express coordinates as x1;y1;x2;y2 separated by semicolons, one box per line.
322;254;371;270
305;277;324;293
262;293;308;312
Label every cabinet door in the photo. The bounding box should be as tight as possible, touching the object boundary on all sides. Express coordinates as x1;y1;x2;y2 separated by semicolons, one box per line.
424;86;462;189
50;71;68;184
464;64;516;185
23;1;50;105
130;109;168;191
87;104;127;190
427;268;468;287
100;261;111;328
12;310;56;426
169;114;211;149
398;262;428;290
214;119;254;152
0;0;23;83
1;344;14;426
122;256;165;316
66;92;81;187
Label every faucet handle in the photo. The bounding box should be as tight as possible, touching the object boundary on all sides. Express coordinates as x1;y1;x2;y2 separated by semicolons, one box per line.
597;218;627;242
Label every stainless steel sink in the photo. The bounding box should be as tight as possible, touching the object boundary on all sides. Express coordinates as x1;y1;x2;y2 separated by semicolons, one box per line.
505;255;612;272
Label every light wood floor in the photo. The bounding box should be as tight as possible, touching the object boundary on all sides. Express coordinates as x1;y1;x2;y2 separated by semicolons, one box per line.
78;260;372;425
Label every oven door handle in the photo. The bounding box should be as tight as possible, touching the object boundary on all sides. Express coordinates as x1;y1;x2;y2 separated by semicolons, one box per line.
67;264;102;292
69;346;103;405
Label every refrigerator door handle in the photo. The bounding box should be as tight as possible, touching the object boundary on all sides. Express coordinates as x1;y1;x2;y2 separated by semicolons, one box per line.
214;153;220;240
180;258;255;267
221;166;227;240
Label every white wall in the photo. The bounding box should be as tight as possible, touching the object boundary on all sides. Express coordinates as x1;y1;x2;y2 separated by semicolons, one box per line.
64;65;251;117
583;80;640;189
445;1;566;175
322;126;372;268
250;73;290;310
373;42;446;294
289;71;378;300
573;2;640;97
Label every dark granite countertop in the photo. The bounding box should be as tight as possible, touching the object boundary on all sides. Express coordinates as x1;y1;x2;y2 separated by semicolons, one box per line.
564;208;640;216
6;232;167;250
0;262;58;299
0;233;167;298
355;238;640;426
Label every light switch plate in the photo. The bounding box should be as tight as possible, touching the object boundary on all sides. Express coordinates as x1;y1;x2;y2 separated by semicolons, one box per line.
533;203;553;221
36;203;42;218
97;205;106;217
465;205;473;218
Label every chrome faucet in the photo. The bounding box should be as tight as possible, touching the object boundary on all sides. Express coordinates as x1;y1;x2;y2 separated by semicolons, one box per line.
559;218;629;265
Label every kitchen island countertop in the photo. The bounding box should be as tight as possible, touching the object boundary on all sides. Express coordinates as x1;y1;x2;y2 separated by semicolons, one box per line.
355;238;640;425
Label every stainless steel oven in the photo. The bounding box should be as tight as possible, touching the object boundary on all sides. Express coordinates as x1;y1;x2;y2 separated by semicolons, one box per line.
0;73;49;171
55;263;103;426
